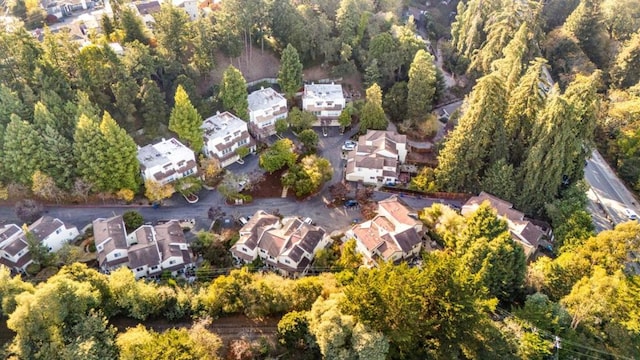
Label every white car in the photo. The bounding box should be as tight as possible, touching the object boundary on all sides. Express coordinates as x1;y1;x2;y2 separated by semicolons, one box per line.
303;217;314;225
624;208;638;221
342;140;357;151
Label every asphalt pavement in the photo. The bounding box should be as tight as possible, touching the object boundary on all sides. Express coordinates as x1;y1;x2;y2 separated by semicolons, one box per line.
584;149;640;229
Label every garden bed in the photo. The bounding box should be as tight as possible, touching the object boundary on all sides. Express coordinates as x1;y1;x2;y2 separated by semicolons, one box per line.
243;168;294;199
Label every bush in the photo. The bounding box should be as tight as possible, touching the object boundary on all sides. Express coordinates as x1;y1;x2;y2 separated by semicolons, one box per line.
88;241;97;253
123;211;144;232
26;262;41;276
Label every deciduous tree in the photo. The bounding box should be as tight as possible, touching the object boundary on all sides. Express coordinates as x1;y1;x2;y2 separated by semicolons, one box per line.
259;139;298;173
144;179;175;203
298;129;319;154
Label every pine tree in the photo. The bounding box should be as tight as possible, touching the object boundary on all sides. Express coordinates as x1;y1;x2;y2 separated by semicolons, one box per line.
563;71;601;181
407;49;437;121
100;112;140;193
32;101;56;131
518;89;576;215
219;65;248;119
611;32;640;89
139;79;168;138
73;114;109;191
121;7;149;44
359;84;388;133
363;59;382;89
277;44;303;100
39;123;75;189
491;22;533;92
564;0;608;68
3;115;43;185
480;159;516;204
504;58;549;166
436;74;508;192
169;85;204;152
0;84;28;128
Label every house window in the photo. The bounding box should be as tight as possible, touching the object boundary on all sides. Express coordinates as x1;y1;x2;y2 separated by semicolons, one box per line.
260;249;266;253
169;260;176;265
114;253;120;258
242;247;248;252
222;148;232;155
137;267;144;272
284;259;290;264
55;229;61;234
97;245;103;251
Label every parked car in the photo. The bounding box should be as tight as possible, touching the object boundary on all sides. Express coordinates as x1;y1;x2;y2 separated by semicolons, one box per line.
344;199;359;208
342;140;357;151
624;208;638;221
303;217;314;225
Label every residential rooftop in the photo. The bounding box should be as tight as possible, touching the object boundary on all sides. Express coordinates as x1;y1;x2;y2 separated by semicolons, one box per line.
201;111;247;140
303;83;344;102
248;87;286;112
137;138;194;170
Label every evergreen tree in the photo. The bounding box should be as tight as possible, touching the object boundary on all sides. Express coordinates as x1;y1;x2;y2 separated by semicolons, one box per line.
480;159;516;203
38;123;75;189
518;90;575;215
219;65;249;120
359;83;388;133
277;44;303;100
611;32;640;89
436;74;508;192
563;71;601;181
139;79;168;138
99;112;140;193
0;84;28;128
564;0;609;68
407;50;437;121
363;59;382;88
169;85;204;152
491;22;533;92
3;115;42;185
73;114;109;192
121;7;149;44
383;81;408;123
504;58;549;166
101;14;115;37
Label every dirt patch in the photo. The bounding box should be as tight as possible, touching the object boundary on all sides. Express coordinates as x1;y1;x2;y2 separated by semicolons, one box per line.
244;168;293;199
201;46;281;93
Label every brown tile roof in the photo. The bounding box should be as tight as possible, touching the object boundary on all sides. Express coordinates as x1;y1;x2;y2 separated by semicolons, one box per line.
378;196;420;227
259;232;286;258
28;216;65;241
0;224;21;243
128;243;161;269
131;225;155;245
2;236;28;256
393;228;421;252
93;216;127;266
154;221;190;261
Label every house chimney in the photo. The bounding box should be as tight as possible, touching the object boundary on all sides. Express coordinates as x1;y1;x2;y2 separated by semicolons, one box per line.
216;111;220;115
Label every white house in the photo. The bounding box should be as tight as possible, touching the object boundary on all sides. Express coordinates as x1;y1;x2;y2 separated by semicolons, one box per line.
94;216;130;271
0;217;80;274
137;138;198;185
231;210;330;276
29;216;80;252
95;216;195;278
247;87;288;139
302;83;346;126
201;111;256;168
345;130;408;185
345;196;424;265
0;224;32;273
172;0;199;20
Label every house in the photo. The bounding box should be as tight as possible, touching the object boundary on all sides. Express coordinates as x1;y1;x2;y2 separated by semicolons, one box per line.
0;224;32;274
94;216;195;278
461;192;554;259
137;138;198;185
29;216;80;252
0;217;79;274
134;0;161;15
247;87;288;139
301;83;346;126
345;196;424;265
230;210;330;276
345;130;408;185
201;111;256;168
172;0;199;20
94;216;130;271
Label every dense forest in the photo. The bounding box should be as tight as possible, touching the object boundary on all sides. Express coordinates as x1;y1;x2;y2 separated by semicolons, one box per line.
1;0;640;358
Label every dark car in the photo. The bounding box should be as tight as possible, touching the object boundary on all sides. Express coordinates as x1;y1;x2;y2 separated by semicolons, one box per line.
344;199;359;208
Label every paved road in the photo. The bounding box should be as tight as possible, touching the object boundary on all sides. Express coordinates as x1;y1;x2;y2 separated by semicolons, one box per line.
584;149;640;229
